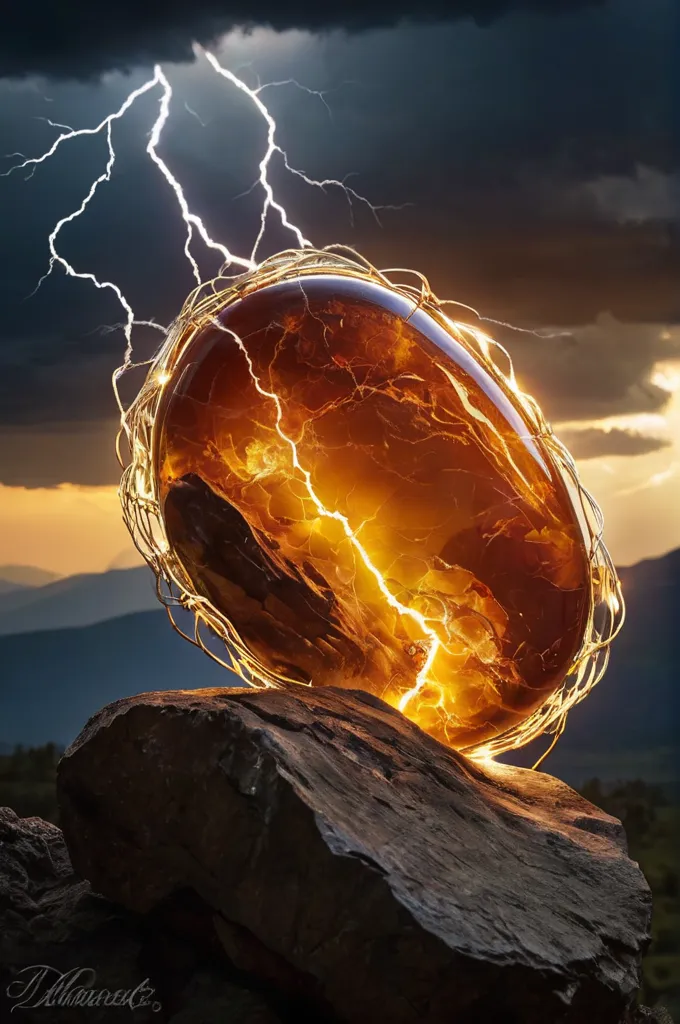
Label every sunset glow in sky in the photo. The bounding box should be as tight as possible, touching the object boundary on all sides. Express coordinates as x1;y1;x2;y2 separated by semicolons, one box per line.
1;353;678;576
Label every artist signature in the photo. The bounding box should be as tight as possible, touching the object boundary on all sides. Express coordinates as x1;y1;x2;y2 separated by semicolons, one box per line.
6;966;162;1012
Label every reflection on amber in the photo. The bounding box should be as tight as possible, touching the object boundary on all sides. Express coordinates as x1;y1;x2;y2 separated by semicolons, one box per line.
155;274;590;751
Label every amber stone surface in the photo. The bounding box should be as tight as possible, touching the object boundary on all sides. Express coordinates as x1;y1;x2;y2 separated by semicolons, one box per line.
155;274;591;750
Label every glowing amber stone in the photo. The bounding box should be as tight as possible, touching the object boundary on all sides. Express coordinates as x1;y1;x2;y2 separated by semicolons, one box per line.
155;274;590;750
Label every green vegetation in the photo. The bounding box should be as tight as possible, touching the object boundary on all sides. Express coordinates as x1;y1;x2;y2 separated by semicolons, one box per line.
0;742;61;823
580;779;680;1019
0;747;677;1016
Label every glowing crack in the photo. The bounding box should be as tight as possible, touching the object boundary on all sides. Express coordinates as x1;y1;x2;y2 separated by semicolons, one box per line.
143;256;620;760
211;318;441;707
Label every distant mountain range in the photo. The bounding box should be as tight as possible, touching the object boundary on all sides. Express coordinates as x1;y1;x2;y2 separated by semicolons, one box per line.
0;565;62;596
0;610;233;749
510;548;679;782
0;550;677;785
567;547;678;748
0;566;158;635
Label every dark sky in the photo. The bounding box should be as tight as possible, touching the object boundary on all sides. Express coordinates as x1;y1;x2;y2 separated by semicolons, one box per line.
0;0;678;491
0;2;612;78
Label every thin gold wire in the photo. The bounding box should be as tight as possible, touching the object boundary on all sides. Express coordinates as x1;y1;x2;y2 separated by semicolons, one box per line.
115;246;624;762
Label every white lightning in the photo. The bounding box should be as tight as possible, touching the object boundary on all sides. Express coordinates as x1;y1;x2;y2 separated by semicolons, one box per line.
35;115;75;133
1;74;160;181
2;47;391;407
146;63;254;283
438;299;573;342
615;460;680;498
277;150;411;227
28;123;137;378
255;76;335;121
2;72;166;396
479;316;573;340
201;48;406;249
202;48;313;261
184;101;208;127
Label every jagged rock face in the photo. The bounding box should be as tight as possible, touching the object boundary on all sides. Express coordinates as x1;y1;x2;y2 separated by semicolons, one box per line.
0;807;282;1023
0;808;143;1022
626;1009;675;1024
57;686;652;1024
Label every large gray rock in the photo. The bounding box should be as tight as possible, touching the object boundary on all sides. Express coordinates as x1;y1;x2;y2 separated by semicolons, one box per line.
56;685;652;1024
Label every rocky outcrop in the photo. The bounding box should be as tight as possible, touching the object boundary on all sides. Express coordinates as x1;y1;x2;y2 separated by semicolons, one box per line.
0;807;282;1022
626;1009;675;1024
0;807;145;1021
56;686;652;1024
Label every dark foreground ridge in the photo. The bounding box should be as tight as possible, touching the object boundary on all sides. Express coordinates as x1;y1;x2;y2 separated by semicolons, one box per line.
0;685;667;1022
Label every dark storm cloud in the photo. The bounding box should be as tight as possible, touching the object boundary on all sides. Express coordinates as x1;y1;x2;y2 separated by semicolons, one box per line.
554;427;671;461
502;314;680;423
0;0;677;490
1;316;676;488
0;421;121;488
568;168;680;226
0;0;603;79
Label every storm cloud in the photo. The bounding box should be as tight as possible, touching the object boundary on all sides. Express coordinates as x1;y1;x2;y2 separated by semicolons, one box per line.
1;316;677;488
0;0;605;79
502;315;680;424
554;426;672;461
0;420;122;488
0;0;677;489
570;167;680;225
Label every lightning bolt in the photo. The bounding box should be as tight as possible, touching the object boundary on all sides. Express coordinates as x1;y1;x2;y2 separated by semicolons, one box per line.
8;73;166;383
211;318;442;700
478;317;573;340
35;115;75;133
146;63;255;284
3;44;594;737
2;45;391;392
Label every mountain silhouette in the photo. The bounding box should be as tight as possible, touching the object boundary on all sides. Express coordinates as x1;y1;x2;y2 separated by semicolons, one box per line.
0;609;235;748
0;550;677;784
507;548;679;781
0;565;62;596
0;566;158;635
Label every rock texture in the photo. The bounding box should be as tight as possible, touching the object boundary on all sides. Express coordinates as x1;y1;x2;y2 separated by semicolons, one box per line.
0;807;282;1022
0;807;144;1021
626;1009;675;1024
56;686;652;1024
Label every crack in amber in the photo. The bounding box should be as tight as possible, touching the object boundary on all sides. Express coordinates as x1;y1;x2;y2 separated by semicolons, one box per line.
150;270;594;752
117;248;623;759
